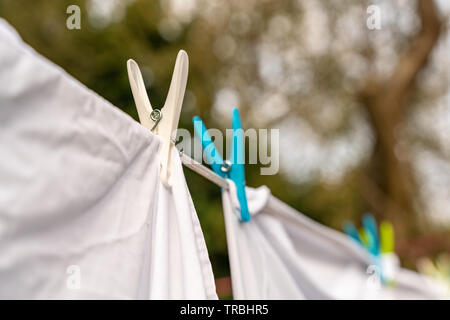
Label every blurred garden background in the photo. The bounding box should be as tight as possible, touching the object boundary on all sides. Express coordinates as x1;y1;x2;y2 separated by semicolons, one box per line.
1;0;449;288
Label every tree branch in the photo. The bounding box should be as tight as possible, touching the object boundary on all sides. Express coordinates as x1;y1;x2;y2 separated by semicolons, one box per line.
383;0;442;118
358;0;442;237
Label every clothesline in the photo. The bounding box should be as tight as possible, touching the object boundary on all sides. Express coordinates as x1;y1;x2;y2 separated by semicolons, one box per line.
179;151;229;190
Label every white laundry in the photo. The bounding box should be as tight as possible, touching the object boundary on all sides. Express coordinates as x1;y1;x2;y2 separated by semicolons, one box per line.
0;19;217;300
222;181;444;299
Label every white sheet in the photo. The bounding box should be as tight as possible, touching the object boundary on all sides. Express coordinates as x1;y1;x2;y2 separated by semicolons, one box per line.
222;181;444;299
0;18;216;300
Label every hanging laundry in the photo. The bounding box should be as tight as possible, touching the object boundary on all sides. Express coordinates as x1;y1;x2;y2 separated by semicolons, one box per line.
0;18;216;300
221;181;444;299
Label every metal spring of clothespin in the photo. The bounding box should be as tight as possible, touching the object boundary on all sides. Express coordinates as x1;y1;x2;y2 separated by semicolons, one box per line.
150;109;162;131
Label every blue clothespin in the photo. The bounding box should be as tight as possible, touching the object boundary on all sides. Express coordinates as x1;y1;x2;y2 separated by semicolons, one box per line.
193;108;251;222
362;213;386;283
343;214;380;257
362;213;380;257
343;221;363;245
344;214;386;284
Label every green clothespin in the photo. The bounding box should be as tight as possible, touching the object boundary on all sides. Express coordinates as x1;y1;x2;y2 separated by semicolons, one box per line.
380;221;394;254
358;227;368;248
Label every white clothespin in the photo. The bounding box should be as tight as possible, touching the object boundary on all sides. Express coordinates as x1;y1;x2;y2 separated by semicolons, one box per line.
127;50;189;187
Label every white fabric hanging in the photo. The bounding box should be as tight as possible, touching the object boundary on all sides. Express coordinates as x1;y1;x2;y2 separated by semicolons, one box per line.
222;181;444;299
0;18;217;300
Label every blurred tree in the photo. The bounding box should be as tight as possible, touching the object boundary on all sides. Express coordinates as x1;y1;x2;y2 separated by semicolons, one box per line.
358;0;442;238
0;0;449;277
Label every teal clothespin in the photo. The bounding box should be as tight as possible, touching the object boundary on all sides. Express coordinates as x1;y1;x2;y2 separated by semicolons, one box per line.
193;108;251;222
343;221;363;245
344;214;390;284
362;213;380;257
344;214;380;257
